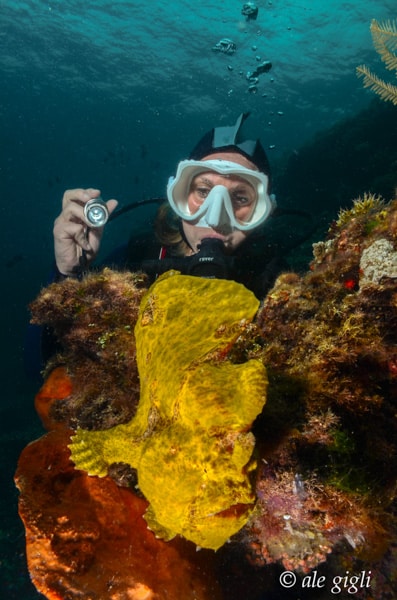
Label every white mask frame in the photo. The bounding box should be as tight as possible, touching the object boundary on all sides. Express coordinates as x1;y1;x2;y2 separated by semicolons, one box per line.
167;159;276;231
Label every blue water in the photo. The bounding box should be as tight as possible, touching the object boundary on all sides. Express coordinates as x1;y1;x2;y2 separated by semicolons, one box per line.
1;1;396;598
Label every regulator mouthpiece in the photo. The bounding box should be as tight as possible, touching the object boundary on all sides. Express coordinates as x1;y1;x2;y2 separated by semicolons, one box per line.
84;197;109;228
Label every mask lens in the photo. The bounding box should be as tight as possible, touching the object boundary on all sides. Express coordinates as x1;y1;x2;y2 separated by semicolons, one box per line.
229;186;258;225
193;181;257;229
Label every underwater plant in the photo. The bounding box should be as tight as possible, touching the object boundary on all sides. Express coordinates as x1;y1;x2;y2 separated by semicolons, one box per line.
357;19;397;106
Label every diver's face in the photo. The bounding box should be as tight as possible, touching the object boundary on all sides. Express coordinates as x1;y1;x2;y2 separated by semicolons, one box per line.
182;152;259;254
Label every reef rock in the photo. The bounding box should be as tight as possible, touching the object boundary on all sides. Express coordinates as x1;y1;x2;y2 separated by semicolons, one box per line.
241;193;397;583
29;268;148;431
359;237;397;285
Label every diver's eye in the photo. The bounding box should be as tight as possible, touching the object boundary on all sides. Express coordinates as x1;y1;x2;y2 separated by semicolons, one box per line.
234;195;249;205
195;186;211;199
232;194;253;207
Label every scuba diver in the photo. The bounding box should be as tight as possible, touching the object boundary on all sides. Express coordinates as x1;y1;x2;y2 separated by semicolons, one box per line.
53;112;293;298
27;112;316;377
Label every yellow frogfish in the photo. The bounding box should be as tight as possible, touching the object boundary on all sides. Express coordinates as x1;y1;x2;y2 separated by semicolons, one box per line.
69;271;267;550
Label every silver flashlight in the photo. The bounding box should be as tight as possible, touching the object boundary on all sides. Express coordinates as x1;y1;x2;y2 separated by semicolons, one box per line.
84;197;109;228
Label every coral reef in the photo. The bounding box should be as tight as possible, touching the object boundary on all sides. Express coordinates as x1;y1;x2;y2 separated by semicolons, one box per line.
236;192;397;585
30;268;148;430
69;271;267;550
17;193;397;598
357;19;397;106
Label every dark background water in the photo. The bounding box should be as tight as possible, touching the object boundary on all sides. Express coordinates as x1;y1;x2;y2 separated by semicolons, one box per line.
1;0;397;597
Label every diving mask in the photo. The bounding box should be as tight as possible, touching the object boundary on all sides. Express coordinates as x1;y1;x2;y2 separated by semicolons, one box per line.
167;159;275;231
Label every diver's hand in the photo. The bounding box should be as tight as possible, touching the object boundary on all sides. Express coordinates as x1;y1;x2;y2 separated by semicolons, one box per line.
54;188;118;276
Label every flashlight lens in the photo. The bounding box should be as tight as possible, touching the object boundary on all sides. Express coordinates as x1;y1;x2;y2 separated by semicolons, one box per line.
84;199;109;227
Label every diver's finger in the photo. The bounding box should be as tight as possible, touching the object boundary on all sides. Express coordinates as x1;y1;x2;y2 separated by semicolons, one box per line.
106;199;118;215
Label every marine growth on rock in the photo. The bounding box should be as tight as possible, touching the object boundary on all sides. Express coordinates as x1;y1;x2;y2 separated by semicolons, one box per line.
240;193;397;588
17;192;397;599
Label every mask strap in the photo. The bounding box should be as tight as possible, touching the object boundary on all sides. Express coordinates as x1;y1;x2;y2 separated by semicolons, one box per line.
212;112;250;148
